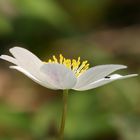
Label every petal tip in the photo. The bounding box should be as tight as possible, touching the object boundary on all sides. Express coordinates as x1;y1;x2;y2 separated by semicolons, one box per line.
117;64;127;69
0;55;6;58
9;46;21;52
9;66;16;69
0;55;4;59
130;74;138;77
111;64;127;69
123;65;127;68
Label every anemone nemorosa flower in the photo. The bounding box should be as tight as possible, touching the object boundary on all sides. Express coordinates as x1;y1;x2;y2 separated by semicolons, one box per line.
0;47;138;91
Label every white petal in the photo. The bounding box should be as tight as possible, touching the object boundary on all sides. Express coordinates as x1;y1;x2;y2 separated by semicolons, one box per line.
0;55;18;65
40;63;77;89
10;66;58;90
74;74;138;91
9;47;57;88
74;64;127;89
6;47;67;90
9;47;43;76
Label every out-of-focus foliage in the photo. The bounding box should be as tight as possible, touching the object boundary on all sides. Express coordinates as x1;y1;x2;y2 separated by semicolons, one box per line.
0;0;140;140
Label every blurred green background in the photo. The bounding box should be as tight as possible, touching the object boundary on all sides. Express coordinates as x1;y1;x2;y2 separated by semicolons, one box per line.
0;0;140;140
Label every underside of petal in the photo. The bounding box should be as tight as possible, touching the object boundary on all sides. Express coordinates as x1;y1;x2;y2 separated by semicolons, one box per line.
74;73;138;91
74;64;127;89
10;66;58;90
0;55;18;65
41;63;77;89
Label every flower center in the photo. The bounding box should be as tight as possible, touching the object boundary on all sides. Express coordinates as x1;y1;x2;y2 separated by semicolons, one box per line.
45;54;89;77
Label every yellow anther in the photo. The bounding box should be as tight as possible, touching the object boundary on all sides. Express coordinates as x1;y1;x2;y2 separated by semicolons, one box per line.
72;59;78;70
53;55;58;63
48;59;52;63
45;54;90;77
59;54;63;64
78;57;80;62
66;59;71;69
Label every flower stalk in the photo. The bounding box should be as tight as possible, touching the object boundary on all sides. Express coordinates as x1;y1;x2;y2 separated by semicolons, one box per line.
59;90;69;140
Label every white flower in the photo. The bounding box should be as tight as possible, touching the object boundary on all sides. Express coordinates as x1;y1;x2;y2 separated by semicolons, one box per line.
0;47;138;91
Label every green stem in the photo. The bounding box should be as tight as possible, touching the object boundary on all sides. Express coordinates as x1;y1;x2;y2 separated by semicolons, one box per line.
59;90;68;140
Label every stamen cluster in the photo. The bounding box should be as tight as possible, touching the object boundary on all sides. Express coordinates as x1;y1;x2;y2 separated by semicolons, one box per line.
47;54;89;77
